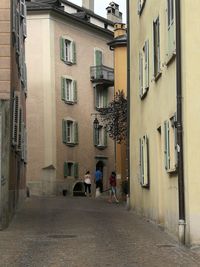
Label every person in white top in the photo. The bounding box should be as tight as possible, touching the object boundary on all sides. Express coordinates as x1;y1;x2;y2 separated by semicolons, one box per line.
84;171;92;196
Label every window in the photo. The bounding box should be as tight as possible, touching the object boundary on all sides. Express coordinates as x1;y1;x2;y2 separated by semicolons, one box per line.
62;119;78;146
61;77;77;104
153;17;161;80
139;40;149;98
137;0;146;15
60;37;76;64
139;135;149;188
95;87;108;108
164;116;177;173
167;0;176;58
12;91;20;146
94;125;107;148
64;162;79;178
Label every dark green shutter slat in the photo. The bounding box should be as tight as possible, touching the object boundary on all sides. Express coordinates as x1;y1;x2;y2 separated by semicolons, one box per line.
93;126;98;146
61;77;65;100
95;50;102;66
60;37;65;61
103;89;108;108
74;122;78;144
62;119;67;143
104;128;107;147
73;80;77;102
72;41;76;64
74;162;79;178
64;162;68;177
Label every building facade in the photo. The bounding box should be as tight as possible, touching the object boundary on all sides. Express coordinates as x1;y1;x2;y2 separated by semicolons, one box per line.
0;0;27;229
26;0;120;196
108;23;127;192
129;0;200;246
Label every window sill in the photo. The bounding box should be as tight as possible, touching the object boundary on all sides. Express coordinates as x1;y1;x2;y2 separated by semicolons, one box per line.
140;87;149;100
165;51;176;66
62;60;74;66
153;71;162;82
141;183;150;189
167;168;177;175
66;142;77;147
64;100;75;105
95;145;107;150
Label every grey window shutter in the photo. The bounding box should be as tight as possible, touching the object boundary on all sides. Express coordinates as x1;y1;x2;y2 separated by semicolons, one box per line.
103;89;108;108
72;41;76;64
143;135;150;187
93;126;98;146
61;77;65;100
20;0;26;18
73;80;77;103
12;0;16;33
164;121;170;170
12;92;20;146
64;162;68;177
103;128;107;147
60;37;65;61
139;138;143;185
139;52;143;96
17;108;22;151
73;162;79;178
145;40;149;89
95;50;103;66
62;119;67;143
73;122;78;144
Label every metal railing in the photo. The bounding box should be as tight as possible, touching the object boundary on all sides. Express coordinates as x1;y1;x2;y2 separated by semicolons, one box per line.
90;65;114;83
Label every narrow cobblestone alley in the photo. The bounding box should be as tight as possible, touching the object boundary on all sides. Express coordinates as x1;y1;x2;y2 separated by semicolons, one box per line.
0;196;200;267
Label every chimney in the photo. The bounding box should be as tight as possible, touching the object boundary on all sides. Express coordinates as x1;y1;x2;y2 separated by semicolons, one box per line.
114;23;126;38
106;2;122;23
82;0;94;12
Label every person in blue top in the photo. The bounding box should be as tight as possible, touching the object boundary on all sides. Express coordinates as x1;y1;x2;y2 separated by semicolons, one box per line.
94;169;103;193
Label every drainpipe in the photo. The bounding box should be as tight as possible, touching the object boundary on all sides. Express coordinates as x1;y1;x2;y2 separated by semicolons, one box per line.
126;0;130;210
175;0;186;244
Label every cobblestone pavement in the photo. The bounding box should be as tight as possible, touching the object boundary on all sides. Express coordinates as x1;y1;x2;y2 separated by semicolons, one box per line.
0;196;200;267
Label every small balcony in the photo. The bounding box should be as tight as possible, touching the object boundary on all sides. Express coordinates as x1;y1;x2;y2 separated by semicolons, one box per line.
90;65;114;86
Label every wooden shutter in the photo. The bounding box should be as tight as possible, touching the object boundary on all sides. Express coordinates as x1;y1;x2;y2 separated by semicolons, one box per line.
61;77;65;100
62;119;67;143
20;0;26;18
73;162;79;178
12;92;20;146
72;41;76;64
17;108;22;151
60;37;65;61
164;121;170;170
73;122;78;144
73;80;77;103
103;88;108;108
64;162;68;177
144;40;149;89
139;52;143;96
93;126;98;146
139;138;144;184
103;128;107;147
95;50;102;66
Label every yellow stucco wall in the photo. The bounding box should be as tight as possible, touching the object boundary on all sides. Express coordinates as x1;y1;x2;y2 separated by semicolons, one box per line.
129;0;179;239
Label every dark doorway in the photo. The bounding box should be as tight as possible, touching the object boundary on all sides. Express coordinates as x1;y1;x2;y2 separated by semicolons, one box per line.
73;182;85;196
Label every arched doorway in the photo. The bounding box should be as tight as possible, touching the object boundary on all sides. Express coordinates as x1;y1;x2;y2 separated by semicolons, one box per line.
96;160;105;191
73;182;85;196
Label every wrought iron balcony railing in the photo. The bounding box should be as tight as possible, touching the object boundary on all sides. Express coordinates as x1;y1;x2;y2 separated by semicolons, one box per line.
90;65;114;85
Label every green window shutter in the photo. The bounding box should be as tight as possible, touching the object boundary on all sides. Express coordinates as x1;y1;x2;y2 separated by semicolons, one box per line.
61;77;65;100
139;138;143;185
103;89;108;108
145;40;149;89
12;92;20;146
73;162;79;178
60;37;65;61
95;50;102;66
164;121;170;170
64;162;68;177
72;41;76;64
143;135;149;187
73;122;78;144
139;52;143;96
73;80;77;103
62;119;67;143
93;126;98;146
95;87;99;108
103;128;107;147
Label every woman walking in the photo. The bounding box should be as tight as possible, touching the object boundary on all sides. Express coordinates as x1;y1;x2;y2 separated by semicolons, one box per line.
84;171;92;196
108;171;119;203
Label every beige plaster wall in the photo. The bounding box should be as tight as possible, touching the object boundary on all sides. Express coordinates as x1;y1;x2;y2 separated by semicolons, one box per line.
181;0;200;245
26;14;56;195
129;0;179;238
53;14;114;194
26;11;115;195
